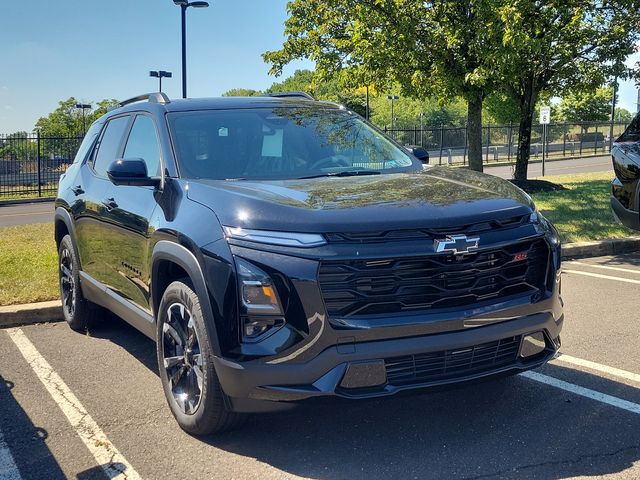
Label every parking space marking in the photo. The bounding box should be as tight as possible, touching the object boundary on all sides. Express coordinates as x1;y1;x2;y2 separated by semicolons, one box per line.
563;269;640;285
553;354;640;385
565;261;640;275
6;328;142;480
0;426;22;480
522;371;640;415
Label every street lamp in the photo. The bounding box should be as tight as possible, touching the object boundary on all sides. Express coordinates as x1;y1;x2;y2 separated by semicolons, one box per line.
387;95;399;129
173;0;209;99
149;70;173;92
75;103;91;135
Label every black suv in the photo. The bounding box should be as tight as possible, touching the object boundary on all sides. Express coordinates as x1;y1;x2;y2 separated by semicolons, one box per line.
611;112;640;230
55;92;563;435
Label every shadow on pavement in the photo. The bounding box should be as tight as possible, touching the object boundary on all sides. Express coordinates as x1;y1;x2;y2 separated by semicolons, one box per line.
0;376;68;480
84;316;640;480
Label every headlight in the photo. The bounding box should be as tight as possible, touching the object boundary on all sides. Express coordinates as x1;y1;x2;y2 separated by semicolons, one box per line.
235;257;285;341
224;226;326;248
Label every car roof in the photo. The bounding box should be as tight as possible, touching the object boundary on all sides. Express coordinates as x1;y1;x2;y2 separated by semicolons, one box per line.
106;96;343;118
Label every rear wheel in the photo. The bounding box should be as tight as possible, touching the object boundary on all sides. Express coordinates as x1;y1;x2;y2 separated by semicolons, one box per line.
58;235;93;331
157;279;245;435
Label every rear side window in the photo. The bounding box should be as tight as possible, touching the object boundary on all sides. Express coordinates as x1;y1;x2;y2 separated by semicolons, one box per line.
92;116;130;177
123;115;161;176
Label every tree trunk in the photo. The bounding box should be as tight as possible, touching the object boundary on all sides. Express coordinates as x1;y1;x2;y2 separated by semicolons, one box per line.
467;95;483;172
514;84;538;181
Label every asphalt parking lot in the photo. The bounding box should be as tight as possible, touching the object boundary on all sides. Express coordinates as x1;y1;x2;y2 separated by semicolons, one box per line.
1;253;640;480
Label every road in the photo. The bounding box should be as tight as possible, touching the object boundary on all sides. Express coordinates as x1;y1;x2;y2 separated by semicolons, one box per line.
483;154;612;178
1;253;640;479
0;202;53;227
0;155;613;227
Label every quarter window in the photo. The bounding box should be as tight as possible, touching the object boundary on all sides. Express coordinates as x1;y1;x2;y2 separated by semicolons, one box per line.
123;115;162;176
92;116;130;177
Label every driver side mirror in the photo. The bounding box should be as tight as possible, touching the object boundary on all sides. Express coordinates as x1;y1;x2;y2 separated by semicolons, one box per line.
107;158;160;187
405;145;430;164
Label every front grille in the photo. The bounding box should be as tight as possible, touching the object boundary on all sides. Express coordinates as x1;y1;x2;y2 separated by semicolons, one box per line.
385;336;522;387
325;215;529;244
318;239;549;318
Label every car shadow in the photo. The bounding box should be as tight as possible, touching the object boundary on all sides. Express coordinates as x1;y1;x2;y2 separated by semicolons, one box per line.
201;366;640;480
0;375;68;480
85;317;640;479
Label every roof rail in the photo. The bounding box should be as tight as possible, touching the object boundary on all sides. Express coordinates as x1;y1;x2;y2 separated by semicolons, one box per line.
267;91;316;101
108;92;170;111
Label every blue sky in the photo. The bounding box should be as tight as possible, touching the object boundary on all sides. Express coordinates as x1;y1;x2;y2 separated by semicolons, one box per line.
0;1;638;133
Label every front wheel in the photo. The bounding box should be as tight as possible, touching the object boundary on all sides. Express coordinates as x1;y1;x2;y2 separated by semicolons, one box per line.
58;235;93;331
156;279;245;435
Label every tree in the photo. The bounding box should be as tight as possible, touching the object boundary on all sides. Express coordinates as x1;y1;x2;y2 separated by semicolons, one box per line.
222;88;262;97
557;87;613;123
267;69;370;117
263;1;505;172
496;0;640;180
35;97;118;138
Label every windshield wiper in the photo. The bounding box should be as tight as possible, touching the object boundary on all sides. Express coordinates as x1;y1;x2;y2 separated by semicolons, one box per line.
298;170;382;179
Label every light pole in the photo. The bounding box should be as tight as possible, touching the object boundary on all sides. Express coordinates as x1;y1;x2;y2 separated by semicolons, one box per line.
149;70;173;92
387;95;399;129
75;103;91;135
419;112;424;146
173;0;209;99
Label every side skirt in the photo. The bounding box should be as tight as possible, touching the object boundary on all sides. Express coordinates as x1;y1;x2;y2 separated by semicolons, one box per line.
79;271;156;340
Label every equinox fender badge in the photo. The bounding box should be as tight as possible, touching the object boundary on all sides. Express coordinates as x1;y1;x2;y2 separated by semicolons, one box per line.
433;235;480;255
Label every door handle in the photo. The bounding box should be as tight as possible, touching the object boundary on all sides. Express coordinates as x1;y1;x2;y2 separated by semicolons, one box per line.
71;185;84;196
102;197;118;211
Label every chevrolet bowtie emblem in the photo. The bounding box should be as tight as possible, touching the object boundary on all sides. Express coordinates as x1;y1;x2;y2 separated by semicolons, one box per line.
434;235;480;255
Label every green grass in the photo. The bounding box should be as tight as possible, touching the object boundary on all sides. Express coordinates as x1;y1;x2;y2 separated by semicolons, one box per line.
531;171;635;243
0;223;58;306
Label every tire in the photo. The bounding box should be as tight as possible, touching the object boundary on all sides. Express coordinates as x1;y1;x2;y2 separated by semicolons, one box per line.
156;279;246;435
58;235;93;331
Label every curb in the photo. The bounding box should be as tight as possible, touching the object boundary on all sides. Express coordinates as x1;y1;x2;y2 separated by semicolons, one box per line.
1;237;639;328
0;300;63;328
561;236;640;260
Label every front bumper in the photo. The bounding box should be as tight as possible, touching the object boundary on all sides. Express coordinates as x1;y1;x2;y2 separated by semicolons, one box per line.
215;310;563;412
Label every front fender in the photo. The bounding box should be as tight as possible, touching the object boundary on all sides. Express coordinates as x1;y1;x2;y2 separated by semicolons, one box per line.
151;240;223;356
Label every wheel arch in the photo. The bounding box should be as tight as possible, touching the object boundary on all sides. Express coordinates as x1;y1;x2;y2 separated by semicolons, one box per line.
54;207;81;268
151;240;223;356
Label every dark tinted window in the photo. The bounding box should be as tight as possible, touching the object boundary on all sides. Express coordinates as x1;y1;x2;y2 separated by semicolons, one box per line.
92;116;130;177
618;113;640;142
168;107;416;180
123;115;161;176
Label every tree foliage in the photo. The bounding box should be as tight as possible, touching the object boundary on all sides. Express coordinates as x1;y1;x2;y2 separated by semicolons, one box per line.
496;0;640;179
557;87;614;123
35;97;118;137
265;0;640;178
264;0;506;172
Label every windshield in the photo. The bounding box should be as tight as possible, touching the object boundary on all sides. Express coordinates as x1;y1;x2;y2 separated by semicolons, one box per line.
168;107;419;180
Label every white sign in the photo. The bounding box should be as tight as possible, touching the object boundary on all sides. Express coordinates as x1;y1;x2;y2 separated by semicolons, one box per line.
540;106;551;125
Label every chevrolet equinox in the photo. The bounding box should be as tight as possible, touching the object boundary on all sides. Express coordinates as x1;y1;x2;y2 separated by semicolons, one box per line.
55;92;564;435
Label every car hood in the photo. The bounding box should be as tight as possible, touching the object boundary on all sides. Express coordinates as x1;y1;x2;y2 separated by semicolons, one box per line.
185;167;535;232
